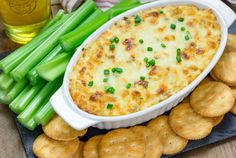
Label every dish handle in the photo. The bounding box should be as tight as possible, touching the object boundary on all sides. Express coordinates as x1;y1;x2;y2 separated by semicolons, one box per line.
201;0;236;27
50;87;99;130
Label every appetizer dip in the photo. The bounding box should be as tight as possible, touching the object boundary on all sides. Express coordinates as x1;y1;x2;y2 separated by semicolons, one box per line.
69;5;221;116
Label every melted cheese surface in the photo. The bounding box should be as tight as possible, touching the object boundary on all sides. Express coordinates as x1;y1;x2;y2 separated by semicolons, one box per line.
69;5;221;116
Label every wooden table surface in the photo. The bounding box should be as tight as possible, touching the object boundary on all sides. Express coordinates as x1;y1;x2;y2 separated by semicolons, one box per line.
1;3;236;158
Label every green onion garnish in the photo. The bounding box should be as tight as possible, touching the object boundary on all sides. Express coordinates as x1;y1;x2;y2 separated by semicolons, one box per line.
161;43;166;48
88;81;93;87
176;48;182;63
103;78;108;82
170;24;176;30
144;57;148;63
140;76;145;80
112;67;123;74
180;27;186;31
185;35;190;41
135;15;142;24
104;69;110;75
114;37;119;43
178;18;184;22
126;83;132;89
106;87;115;94
139;39;144;44
149;59;156;66
160;10;164;14
147;47;153;52
110;44;115;50
107;104;113;109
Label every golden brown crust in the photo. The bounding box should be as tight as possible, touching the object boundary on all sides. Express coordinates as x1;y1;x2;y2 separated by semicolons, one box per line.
43;115;87;141
130;126;163;158
33;134;79;158
211;52;236;86
98;129;145;158
69;5;221;116
211;115;224;126
230;87;236;115
147;115;188;155
190;81;234;117
83;135;103;158
169;103;214;140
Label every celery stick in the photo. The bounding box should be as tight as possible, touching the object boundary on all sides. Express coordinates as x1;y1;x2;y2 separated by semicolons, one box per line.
107;3;141;18
3;79;28;104
0;14;71;74
34;102;55;126
9;85;31;114
60;0;141;51
10;0;96;82
17;77;62;124
36;53;72;81
9;81;46;114
41;9;65;32
0;73;14;90
60;12;109;51
111;0;141;9
27;45;63;85
73;8;103;32
0;89;10;104
19;117;37;131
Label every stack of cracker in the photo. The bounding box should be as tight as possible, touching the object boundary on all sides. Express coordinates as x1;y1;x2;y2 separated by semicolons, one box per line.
33;34;236;158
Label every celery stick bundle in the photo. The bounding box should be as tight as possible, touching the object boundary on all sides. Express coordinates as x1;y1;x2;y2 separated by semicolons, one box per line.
0;0;143;130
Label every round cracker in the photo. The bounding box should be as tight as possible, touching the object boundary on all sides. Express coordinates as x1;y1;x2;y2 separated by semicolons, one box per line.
182;96;190;103
169;103;214;140
200;76;214;85
83;135;103;158
130;126;163;158
73;141;85;158
190;81;234;117
211;52;236;86
210;71;220;82
98;129;145;158
43;115;87;141
230;87;236;115
33;134;79;158
147;115;188;155
211;115;224;126
225;34;236;52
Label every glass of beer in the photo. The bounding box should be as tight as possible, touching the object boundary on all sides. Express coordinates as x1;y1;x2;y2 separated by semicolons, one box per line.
0;0;51;44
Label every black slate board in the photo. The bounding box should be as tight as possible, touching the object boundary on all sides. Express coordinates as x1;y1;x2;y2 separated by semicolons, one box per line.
3;15;236;158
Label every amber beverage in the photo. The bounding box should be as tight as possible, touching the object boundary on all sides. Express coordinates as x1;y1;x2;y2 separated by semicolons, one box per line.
0;0;51;44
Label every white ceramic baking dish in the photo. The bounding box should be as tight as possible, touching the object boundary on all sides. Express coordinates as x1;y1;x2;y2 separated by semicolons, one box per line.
50;0;236;130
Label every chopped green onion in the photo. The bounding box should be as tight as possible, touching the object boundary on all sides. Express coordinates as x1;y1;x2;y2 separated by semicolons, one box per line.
112;67;123;74
140;76;145;80
114;37;119;43
144;57;148;63
181;27;186;31
106;87;115;94
178;18;184;22
126;83;132;89
134;15;142;24
149;59;156;66
185;35;190;41
176;48;182;63
107;103;113;109
110;44;116;50
147;47;153;52
103;78;108;82
161;43;166;48
139;39;144;44
104;69;110;75
88;81;94;87
160;10;164;14
170;24;176;30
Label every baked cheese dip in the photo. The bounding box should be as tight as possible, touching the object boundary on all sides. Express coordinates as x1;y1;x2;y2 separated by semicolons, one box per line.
69;5;221;116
